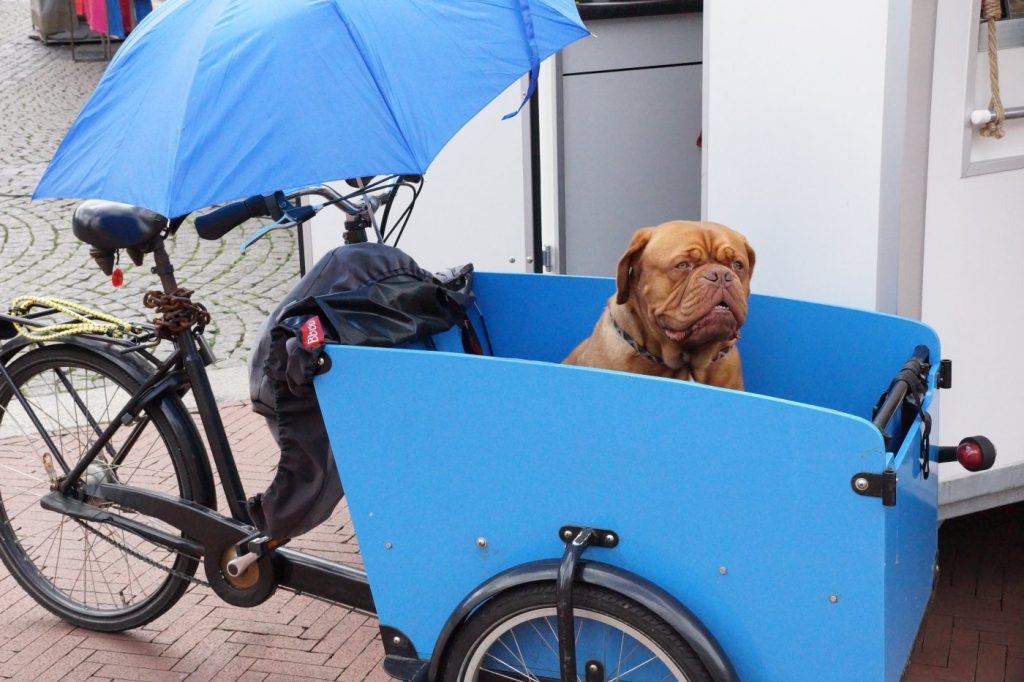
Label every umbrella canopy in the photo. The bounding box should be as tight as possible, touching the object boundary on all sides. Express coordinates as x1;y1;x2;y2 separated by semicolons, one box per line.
34;0;589;218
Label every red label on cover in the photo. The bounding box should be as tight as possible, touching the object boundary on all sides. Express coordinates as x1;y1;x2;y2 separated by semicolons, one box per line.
301;316;324;349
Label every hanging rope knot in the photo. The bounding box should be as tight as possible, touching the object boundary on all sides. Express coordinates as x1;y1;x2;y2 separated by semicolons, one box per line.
981;0;1006;139
143;288;211;338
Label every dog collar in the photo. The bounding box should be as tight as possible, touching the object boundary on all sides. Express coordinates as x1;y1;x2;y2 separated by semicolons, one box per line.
607;307;678;370
607;307;735;372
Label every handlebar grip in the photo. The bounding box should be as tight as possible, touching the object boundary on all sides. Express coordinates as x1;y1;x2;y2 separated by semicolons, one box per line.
194;195;270;240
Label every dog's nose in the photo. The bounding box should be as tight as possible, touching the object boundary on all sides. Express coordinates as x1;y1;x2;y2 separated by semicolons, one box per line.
703;266;734;285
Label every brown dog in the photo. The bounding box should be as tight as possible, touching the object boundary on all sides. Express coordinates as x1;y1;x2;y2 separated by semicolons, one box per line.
564;220;755;390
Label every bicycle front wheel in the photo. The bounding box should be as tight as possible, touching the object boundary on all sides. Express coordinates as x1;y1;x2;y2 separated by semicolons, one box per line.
0;343;204;631
441;583;713;682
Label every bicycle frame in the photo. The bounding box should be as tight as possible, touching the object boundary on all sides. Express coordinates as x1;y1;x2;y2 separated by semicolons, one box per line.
0;275;376;615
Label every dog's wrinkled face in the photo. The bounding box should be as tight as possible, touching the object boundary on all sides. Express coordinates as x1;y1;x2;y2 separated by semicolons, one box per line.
616;221;755;351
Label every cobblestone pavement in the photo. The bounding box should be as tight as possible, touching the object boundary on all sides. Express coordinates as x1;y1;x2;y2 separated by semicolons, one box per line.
0;0;300;367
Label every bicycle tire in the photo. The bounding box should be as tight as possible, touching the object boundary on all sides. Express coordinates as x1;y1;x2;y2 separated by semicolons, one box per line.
441;582;713;682
0;343;204;631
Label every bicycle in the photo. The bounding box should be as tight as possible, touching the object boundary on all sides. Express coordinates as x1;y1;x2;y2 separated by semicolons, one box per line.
0;177;720;681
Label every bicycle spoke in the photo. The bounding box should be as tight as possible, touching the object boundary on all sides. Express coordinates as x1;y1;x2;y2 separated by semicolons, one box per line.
0;461;48;484
484;651;539;682
85;527;120;608
32;517;64;567
478;659;532;682
607;654;659;682
117;528;144;604
508;628;538;681
614;627;626;681
53;367;113;458
527;619;560;660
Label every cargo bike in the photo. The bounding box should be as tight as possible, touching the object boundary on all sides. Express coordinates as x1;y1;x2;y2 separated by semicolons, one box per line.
0;180;996;682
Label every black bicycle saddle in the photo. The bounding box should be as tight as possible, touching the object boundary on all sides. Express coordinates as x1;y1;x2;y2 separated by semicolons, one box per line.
72;200;168;250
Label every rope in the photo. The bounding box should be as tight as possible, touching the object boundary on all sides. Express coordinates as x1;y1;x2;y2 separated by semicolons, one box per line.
981;0;1006;139
9;296;143;342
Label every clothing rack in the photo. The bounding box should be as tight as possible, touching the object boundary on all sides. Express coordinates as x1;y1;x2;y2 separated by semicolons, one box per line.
68;0;152;61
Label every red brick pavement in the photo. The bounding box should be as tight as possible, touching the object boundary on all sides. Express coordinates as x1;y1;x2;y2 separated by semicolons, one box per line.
904;502;1024;682
0;403;388;682
1;402;1022;681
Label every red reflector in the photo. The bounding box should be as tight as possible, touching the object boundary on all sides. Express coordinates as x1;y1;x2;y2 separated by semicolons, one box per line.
111;267;124;288
957;441;983;470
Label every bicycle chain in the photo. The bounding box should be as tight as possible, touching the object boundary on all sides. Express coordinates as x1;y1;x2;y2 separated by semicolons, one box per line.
75;519;211;588
76;520;363;612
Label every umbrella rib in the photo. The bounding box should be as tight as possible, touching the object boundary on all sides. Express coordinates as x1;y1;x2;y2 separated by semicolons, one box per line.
164;0;236;217
325;1;422;171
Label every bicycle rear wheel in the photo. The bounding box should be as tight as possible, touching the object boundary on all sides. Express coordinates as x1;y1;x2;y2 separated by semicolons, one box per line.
0;343;204;631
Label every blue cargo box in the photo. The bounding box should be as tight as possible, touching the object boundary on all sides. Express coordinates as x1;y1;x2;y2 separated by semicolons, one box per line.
316;272;940;682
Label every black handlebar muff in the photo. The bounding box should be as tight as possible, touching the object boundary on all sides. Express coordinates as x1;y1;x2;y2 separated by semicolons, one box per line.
194;195;270;240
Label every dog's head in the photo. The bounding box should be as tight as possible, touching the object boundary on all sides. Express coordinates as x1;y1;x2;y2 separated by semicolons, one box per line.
616;220;755;353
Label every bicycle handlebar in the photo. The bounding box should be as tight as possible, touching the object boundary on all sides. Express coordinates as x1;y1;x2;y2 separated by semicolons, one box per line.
194;195;271;240
192;176;421;246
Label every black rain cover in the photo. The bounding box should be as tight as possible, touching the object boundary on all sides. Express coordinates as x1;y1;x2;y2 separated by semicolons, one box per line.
247;243;480;539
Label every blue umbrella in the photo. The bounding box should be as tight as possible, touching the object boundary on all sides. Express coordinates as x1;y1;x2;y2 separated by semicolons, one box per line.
34;0;589;218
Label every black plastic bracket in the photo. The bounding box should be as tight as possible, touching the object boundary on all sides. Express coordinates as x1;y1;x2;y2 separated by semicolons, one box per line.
559;526;619;549
938;359;952;389
379;625;417;657
851;470;897;507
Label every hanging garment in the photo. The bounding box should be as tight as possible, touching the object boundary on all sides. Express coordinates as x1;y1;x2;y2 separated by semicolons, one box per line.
84;0;133;37
134;0;152;24
247;243;483;539
103;0;131;38
83;0;106;35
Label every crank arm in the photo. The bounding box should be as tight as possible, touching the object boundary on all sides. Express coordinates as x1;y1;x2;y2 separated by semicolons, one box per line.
40;491;204;558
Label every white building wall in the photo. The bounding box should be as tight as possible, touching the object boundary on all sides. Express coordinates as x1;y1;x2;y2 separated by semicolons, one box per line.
702;2;899;312
924;2;1024;517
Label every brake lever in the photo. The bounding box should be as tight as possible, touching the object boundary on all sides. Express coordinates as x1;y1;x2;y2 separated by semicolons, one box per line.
239;204;318;253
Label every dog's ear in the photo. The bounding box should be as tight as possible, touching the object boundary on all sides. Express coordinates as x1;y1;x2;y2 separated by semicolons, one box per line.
744;240;756;279
616;228;652;304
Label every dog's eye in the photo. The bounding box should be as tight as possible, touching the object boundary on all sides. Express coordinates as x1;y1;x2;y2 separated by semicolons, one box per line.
675;261;692;271
732;260;745;272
